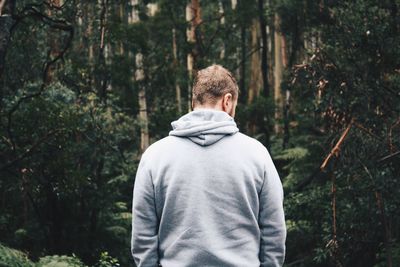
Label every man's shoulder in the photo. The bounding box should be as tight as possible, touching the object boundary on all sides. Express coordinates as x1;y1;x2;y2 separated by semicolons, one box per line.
151;132;267;151
141;136;179;158
142;132;268;159
234;132;268;152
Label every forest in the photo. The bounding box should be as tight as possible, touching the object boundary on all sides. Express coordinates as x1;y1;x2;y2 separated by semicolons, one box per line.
0;0;399;266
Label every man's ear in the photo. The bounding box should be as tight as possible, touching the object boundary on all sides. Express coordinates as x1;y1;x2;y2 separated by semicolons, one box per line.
222;93;233;111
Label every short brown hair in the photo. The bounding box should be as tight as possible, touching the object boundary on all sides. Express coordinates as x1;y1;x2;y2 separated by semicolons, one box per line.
192;65;239;105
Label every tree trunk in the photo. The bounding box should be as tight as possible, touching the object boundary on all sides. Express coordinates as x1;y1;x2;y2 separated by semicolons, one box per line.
266;0;273;90
219;1;225;59
258;0;269;97
97;0;109;101
137;65;149;152
45;0;64;84
0;0;15;81
239;24;246;101
248;19;262;104
118;2;125;55
288;12;303;67
247;18;270;148
88;2;94;81
186;0;201;111
172;28;182;114
130;0;149;152
273;13;284;135
81;1;95;87
231;0;237;10
281;34;290;149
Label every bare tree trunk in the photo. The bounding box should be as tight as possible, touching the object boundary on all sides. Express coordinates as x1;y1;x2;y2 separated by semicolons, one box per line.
266;0;273;90
146;3;158;16
186;3;193;111
281;34;290;149
136;54;149;152
118;3;125;55
248;19;262;104
172;28;182;114
97;0;109;101
273;13;284;135
231;0;237;10
186;0;201;111
247;18;271;148
130;0;149;152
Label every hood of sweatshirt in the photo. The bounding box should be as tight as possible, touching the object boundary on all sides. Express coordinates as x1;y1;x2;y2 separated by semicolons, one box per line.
169;109;239;146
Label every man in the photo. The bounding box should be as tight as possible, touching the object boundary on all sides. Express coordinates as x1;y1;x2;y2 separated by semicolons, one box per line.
131;65;286;267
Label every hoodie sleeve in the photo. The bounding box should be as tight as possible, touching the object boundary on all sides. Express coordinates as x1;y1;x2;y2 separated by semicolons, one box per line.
131;155;159;267
258;151;287;267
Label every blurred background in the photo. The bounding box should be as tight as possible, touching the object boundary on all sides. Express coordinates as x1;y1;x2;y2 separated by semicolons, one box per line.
0;0;399;266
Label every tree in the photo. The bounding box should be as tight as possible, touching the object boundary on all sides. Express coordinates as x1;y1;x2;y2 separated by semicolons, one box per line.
0;1;399;266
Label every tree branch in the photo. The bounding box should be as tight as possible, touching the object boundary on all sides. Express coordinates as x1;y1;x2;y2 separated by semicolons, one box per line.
320;119;354;170
0;128;63;171
377;151;400;164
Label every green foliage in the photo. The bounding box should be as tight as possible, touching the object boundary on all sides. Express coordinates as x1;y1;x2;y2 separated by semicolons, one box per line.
275;147;308;161
37;255;86;267
374;243;400;267
0;243;120;267
0;243;34;267
0;82;137;264
95;252;120;267
280;0;400;266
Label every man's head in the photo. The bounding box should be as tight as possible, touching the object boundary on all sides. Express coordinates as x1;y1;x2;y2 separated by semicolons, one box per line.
192;65;239;117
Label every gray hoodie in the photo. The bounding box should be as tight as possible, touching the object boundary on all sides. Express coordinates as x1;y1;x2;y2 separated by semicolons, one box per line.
131;109;286;267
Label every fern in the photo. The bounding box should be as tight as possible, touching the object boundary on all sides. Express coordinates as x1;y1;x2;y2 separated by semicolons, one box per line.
275;147;309;161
